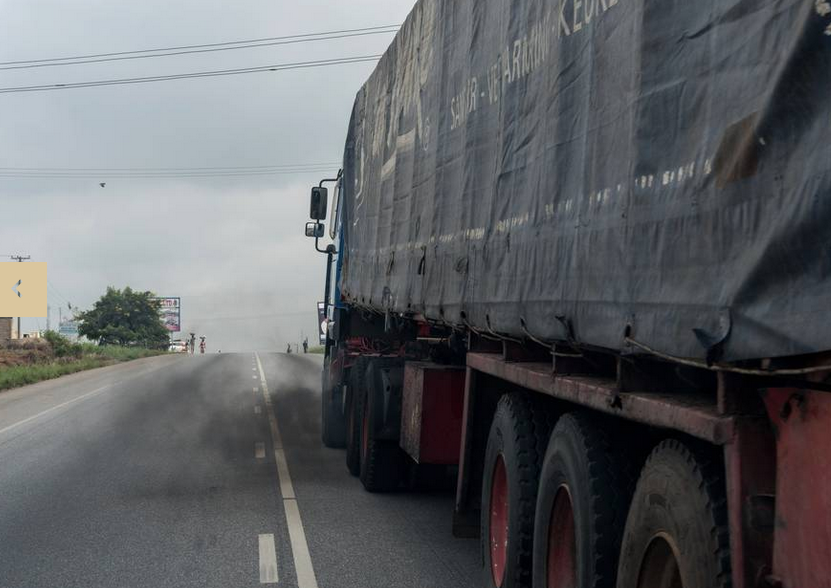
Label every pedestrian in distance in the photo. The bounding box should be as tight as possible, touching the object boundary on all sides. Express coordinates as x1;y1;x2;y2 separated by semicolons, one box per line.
286;343;292;354
303;338;308;354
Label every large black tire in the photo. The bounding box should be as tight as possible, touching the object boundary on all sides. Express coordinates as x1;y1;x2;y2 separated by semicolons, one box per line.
359;358;406;492
532;413;636;588
617;440;731;588
345;356;369;476
321;355;346;448
321;381;346;448
481;393;553;588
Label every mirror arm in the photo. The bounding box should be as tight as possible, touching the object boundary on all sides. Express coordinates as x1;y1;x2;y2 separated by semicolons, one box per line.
315;234;337;255
318;169;343;189
314;233;329;254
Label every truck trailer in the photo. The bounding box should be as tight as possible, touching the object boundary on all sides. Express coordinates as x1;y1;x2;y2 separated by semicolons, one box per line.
306;1;831;587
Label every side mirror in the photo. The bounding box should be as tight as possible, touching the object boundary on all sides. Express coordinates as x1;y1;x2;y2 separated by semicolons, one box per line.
305;222;324;238
310;186;328;220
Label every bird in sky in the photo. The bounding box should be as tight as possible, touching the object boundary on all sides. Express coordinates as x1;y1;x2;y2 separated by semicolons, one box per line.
99;182;106;188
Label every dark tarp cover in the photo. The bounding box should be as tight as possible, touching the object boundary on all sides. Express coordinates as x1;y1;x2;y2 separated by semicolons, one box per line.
339;0;831;362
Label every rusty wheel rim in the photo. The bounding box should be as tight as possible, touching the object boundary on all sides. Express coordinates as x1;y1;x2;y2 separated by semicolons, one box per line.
637;533;683;588
489;454;509;587
547;486;576;588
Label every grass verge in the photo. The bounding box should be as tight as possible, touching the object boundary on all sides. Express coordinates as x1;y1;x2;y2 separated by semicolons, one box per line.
0;337;166;392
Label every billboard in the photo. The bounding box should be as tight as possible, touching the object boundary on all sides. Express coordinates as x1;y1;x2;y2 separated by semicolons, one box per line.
317;302;327;344
155;297;181;332
59;321;79;340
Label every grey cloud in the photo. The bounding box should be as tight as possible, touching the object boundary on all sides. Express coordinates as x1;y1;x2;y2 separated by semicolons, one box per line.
0;0;414;350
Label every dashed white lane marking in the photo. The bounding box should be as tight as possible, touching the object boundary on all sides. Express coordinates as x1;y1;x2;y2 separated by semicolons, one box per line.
255;353;319;588
258;533;279;584
252;375;258;380
254;405;262;415
255;442;266;459
253;387;259;392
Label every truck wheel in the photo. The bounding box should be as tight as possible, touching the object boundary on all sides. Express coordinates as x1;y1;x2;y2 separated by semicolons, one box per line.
345;356;369;476
481;393;552;588
321;381;346;448
616;440;731;588
532;413;635;588
359;359;406;492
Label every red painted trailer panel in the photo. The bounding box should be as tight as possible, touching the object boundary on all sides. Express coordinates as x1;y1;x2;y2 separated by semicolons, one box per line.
400;362;466;464
763;388;831;588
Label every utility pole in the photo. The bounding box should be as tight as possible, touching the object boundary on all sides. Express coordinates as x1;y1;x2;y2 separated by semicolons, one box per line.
47;305;51;332
11;255;30;339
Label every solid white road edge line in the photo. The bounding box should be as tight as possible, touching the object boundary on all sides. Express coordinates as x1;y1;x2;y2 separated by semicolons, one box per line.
0;359;173;440
284;498;318;588
274;449;295;499
258;533;279;584
255;353;319;588
0;384;111;437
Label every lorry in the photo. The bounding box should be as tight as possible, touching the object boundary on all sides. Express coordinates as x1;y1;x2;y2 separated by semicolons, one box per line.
306;1;831;587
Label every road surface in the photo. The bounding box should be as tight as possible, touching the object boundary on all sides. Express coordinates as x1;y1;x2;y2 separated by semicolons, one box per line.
0;352;478;588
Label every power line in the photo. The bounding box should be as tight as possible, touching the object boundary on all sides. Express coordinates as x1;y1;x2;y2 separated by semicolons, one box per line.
0;27;399;71
0;25;400;66
0;54;382;94
0;172;337;179
0;162;341;172
0;166;339;176
0;167;340;179
46;279;72;303
0;168;340;177
46;280;72;307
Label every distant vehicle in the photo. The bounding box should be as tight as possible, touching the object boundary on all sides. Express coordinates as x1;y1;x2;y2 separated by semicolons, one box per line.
168;340;187;353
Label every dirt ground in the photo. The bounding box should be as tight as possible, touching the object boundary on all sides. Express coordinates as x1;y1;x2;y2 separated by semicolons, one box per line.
0;339;53;367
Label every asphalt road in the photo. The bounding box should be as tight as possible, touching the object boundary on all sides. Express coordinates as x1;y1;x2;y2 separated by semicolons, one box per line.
0;352;479;588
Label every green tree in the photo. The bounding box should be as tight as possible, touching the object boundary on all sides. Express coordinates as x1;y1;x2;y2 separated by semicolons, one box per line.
78;287;169;348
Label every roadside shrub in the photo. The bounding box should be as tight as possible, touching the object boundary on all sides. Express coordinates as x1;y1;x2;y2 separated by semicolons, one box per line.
42;330;83;358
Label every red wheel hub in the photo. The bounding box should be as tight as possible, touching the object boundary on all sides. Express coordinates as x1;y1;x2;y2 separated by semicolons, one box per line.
489;454;509;587
637;534;683;588
547;486;576;588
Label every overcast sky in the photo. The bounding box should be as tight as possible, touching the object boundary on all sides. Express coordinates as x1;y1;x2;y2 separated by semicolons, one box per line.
0;0;414;351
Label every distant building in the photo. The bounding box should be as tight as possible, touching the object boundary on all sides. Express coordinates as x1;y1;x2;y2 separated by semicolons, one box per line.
0;317;18;340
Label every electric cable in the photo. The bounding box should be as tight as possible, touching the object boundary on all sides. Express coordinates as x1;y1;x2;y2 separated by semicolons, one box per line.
0;26;399;71
0;24;399;67
0;54;382;94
